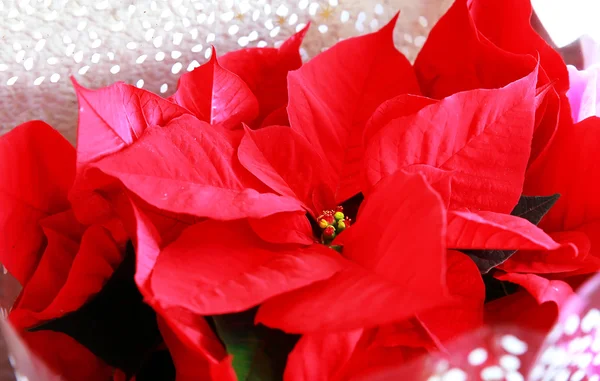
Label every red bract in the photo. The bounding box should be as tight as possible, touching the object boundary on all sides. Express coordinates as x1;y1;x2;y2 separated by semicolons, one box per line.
415;0;566;168
150;219;345;315
281;252;484;381
0;122;75;285
72;79;189;170
89;115;304;220
468;0;570;166
220;25;308;127
467;0;569;93
0;121;121;380
414;0;536;99
286;14;420;204
364;68;538;214
169;47;259;129
506;116;600;275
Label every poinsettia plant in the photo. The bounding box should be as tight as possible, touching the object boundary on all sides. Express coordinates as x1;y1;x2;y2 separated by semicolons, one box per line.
2;0;600;380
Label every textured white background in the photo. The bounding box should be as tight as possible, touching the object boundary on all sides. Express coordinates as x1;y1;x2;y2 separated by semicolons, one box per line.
0;0;451;142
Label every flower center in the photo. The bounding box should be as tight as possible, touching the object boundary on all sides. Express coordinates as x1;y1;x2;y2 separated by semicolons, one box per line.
317;206;352;244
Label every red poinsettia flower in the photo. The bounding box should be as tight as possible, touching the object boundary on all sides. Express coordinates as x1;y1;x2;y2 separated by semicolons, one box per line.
147;170;449;334
167;27;308;130
0;121;120;380
82;14;572;347
44;9;583;380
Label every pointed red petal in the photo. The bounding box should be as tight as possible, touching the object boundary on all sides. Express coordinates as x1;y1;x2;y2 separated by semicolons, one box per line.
501;231;591;274
468;0;569;93
494;272;573;307
414;0;536;99
0;121;74;286
238;125;335;215
447;210;561;250
342;171;446;285
284;329;363;381
72;79;187;168
220;26;308;126
288;15;420;203
170;49;259;129
364;68;538;213
150;220;343;315
92;115;304;220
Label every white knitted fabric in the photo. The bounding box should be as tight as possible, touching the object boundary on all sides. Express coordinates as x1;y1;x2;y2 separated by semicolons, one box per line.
0;0;451;142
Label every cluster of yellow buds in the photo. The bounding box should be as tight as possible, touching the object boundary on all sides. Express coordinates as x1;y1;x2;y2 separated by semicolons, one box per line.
317;206;352;244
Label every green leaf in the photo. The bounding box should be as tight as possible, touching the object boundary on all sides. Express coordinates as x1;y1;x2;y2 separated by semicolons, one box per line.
211;310;297;381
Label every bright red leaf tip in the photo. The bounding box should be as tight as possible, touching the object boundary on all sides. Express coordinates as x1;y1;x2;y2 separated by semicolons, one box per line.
468;0;569;94
150;220;344;315
467;0;569;167
169;46;259;129
220;24;309;127
92;114;305;220
494;272;573;307
414;0;536;99
0;121;75;286
71;77;188;169
257;171;449;333
447;210;561;251
364;67;539;214
500;230;586;274
287;13;420;204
